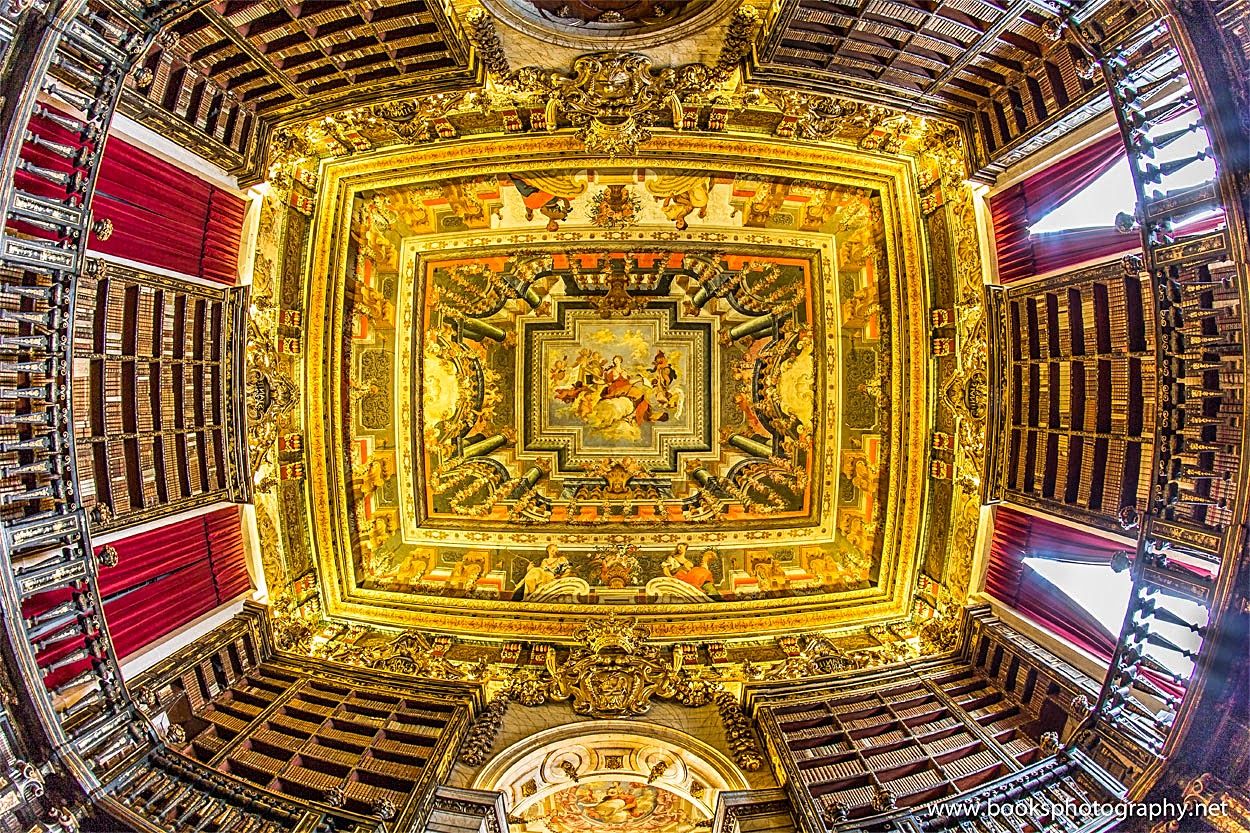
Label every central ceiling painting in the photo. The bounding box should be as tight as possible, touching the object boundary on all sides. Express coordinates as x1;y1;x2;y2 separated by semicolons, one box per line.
417;244;820;530
298;134;928;637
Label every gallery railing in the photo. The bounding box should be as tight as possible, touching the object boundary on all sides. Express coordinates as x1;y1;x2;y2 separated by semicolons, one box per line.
0;2;381;830
0;0;158;796
1050;0;1247;802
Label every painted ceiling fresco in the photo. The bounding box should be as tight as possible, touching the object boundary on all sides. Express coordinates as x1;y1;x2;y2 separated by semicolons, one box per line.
228;0;996;649
338;163;891;607
510;780;706;833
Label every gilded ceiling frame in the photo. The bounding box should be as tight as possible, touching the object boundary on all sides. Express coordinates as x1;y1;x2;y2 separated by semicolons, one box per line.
299;132;933;640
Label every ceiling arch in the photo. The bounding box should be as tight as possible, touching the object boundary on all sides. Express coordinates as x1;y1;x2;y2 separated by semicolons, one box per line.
471;719;752;823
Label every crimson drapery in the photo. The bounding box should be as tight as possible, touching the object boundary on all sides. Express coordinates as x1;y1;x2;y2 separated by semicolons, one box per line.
990;132;1137;283
97;505;251;659
205;505;252;601
986;506;1186;698
986;506;1127;659
92;139;246;284
1030;226;1138;276
16;109;245;284
28;506;250;692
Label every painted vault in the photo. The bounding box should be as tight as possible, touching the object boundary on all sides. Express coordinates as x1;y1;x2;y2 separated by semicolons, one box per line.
292;132;935;639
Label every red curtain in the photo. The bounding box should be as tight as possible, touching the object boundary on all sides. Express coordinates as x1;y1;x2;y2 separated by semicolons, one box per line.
96;505;251;660
23;502;240;689
1031;226;1138;275
205;505;251;601
986;506;1127;659
91;139;246;284
16;109;246;283
203;189;249;284
990;132;1136;283
986;506;1186;698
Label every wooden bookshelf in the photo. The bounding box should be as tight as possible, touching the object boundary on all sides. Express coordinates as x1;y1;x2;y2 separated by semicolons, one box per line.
999;260;1158;531
71;261;249;531
173;659;457;820
755;610;1101;821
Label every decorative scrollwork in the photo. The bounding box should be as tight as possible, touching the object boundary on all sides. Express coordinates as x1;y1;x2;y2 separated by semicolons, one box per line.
309;628;468;680
767;90;862;141
270;603;316;654
466;8;510;77
371;93;466;142
713;690;764;771
539;614;677;716
916;613;960;654
245;313;299;476
493;618;764;769
8;759;45;799
459;692;511;766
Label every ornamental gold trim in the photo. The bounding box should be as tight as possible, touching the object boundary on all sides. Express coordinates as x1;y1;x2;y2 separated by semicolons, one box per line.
298;132;935;640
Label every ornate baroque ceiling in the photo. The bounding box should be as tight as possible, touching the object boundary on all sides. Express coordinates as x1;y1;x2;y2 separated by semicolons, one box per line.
242;0;994;649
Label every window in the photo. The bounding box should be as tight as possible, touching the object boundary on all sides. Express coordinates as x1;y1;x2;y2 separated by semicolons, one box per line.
1030;120;1218;235
1029;156;1134;234
1022;558;1206;681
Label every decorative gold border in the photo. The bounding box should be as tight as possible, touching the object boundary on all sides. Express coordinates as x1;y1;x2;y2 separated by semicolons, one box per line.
301;133;930;640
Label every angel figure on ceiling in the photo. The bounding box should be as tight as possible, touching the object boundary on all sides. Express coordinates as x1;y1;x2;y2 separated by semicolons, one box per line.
645;173;710;230
509;172;587;231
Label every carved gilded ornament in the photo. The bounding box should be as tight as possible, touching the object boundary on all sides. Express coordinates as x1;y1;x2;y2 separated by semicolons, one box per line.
273;611;931;777
475;621;943;767
272;607;956;772
285;5;761;159
920;124;990;605
515;613;718;717
497;51;739;156
263;0;971;183
465;8;510;76
245;312;300;481
270;620;315;657
482;615;766;771
460;692;512;766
